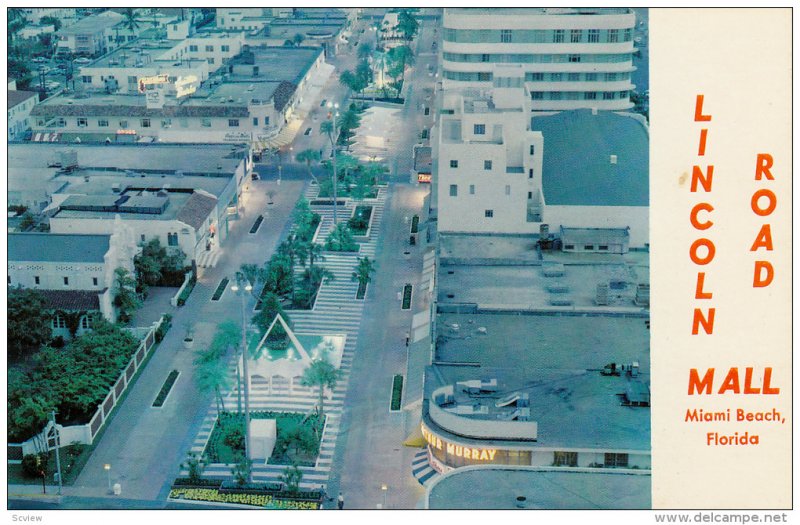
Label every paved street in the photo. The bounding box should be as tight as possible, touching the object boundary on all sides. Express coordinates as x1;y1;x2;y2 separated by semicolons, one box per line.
9;9;440;510
329;184;430;509
7;179;305;504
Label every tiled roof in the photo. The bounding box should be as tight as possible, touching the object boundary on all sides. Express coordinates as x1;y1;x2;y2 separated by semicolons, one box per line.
9;233;111;263
176;191;218;230
8;90;39;108
37;289;103;311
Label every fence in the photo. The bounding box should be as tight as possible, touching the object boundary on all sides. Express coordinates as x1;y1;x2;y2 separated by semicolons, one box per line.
8;317;163;462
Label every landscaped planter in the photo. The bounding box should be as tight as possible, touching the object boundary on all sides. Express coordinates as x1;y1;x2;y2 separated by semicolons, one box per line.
349;205;374;240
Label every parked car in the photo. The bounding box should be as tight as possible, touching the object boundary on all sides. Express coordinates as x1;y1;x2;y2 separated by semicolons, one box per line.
45;81;61;91
56;63;68;70
74;57;92;64
32;57;48;63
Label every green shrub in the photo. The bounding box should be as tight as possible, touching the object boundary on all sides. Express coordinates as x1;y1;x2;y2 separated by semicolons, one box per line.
21;453;47;479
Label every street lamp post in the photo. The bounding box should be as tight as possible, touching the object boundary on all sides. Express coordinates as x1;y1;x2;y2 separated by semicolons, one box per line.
381;484;388;509
104;464;112;494
326;101;340;225
231;278;254;482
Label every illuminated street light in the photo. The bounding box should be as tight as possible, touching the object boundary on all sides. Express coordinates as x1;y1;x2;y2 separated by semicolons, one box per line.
231;278;254;482
104;464;112;494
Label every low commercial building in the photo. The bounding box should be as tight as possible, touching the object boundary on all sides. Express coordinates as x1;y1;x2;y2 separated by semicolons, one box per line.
8;226;139;329
29;45;327;150
8;90;39;140
9;143;251;269
433;85;648;247
407;230;650;504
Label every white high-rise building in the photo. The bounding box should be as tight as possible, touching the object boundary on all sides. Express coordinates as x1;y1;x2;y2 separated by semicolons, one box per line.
441;7;637;111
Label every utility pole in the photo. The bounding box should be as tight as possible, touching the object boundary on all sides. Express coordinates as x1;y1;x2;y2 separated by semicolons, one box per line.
50;410;63;495
326;101;340;225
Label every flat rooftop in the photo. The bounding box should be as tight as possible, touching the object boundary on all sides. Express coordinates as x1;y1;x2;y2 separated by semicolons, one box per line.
435;313;650;370
445;7;632;17
534;110;649;207
9;233;111;263
427;466;650;509
231;46;322;86
54;191;191;222
9;143;244;175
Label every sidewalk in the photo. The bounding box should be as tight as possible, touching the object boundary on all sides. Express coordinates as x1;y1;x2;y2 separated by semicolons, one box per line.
32;180;305;505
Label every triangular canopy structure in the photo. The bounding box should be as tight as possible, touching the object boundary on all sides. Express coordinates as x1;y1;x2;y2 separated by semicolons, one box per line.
244;313;346;384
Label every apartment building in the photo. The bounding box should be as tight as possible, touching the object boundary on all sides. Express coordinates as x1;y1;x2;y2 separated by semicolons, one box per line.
440;7;637;111
433;82;648;246
8;90;39;141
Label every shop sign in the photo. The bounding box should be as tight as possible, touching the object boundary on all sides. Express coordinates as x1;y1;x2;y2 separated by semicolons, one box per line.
417;173;432;183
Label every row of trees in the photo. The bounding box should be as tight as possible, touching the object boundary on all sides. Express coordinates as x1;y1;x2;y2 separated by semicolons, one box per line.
8;319;141;442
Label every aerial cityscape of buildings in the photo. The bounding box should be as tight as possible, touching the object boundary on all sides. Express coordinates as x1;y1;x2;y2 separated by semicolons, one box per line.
7;7;650;512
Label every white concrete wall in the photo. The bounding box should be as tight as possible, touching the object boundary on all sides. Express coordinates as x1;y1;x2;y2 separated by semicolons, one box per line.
8;95;37;140
8;260;107;291
544;204;649;247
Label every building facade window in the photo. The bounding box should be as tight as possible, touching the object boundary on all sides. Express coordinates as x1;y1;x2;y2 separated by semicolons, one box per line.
168;232;179;246
585;73;597;81
56;118;66;128
505;185;511;196
63;276;69;286
529;145;535;155
604;453;629;467
161;118;172;128
551;73;562;81
477;72;492;81
599;245;609;251
222;45;230;52
554;451;578;467
608;29;619;43
528;169;534;179
588;29;600;43
77;118;88;127
189;44;198;52
205;45;214;52
484;160;492;170
82;75;92;83
484;210;494;218
228;119;240;127
449;184;458;197
253;117;259;126
469;184;475;195
98;119;109;127
551;92;562;100
603;92;615;100
474;124;485;135
568;54;581;63
141;118;151;128
568;73;580;81
202;118;212;127
529;72;544;81
570;29;582;43
553;29;564;43
80;314;94;330
500;29;512;43
93;277;99;286
208;58;215;65
624;28;632;41
528;191;533;199
531;92;544;100
450;160;459;168
585;92;597;100
53;315;66;329
34;276;40;285
584;244;594;250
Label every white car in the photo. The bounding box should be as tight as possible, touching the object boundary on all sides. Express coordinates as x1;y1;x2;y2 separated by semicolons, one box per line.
73;57;92;65
45;81;61;91
32;57;48;63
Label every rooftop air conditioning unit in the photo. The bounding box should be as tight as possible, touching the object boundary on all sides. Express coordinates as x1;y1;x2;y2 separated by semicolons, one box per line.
610;154;618;165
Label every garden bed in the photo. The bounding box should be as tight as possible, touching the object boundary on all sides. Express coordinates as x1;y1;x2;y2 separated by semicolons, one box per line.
390;375;404;411
249;215;264;234
152;370;179;407
310;199;347;207
411;214;419;234
348;205;373;236
204;411;325;467
402;283;413;310
211;278;229;301
168;487;321;509
176;274;197;306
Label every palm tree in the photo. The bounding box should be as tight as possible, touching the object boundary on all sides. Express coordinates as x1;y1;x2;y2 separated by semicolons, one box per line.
300;358;340;421
195;359;231;418
307;243;324;270
351;257;377;293
122;8;142;33
295;148;321;185
357;42;372;60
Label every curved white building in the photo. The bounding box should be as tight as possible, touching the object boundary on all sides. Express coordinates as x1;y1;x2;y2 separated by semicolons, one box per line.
441;7;637;111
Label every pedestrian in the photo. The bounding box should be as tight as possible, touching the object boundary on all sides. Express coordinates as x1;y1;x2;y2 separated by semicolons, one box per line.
405;332;410;347
338;492;344;510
